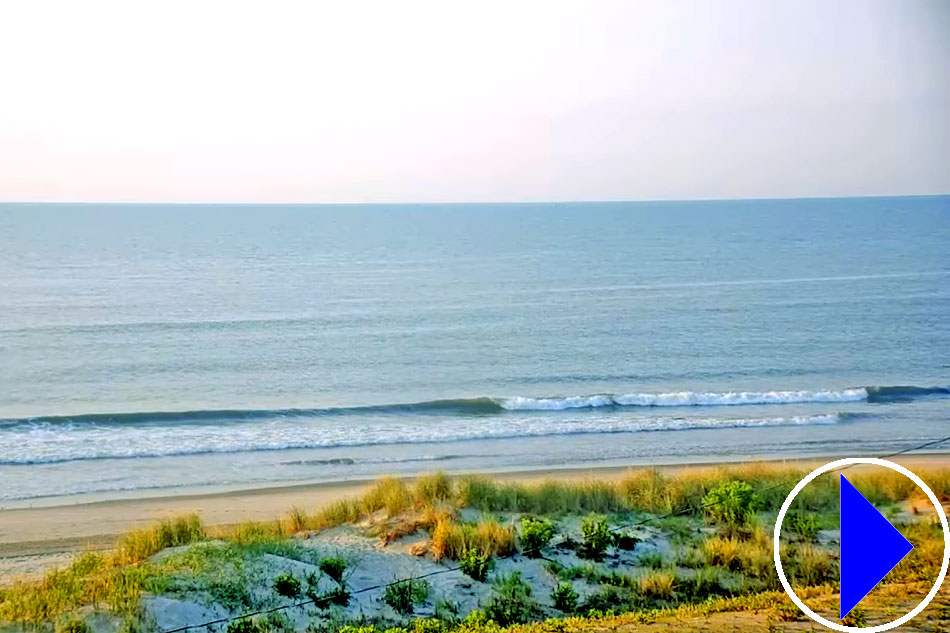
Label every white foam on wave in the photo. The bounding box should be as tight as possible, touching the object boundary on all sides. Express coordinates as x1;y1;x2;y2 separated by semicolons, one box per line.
502;395;616;410
500;388;867;410
0;413;842;465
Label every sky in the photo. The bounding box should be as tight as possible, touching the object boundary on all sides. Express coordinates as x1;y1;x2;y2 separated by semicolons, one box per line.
0;0;947;203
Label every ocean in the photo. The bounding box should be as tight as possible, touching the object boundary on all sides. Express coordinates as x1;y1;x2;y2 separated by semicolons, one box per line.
0;197;948;505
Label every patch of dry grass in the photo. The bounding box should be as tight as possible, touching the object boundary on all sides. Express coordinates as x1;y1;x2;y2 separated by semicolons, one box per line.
637;570;675;600
430;517;516;561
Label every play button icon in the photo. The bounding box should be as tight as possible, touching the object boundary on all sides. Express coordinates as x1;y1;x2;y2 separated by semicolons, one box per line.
775;458;950;632
839;474;914;619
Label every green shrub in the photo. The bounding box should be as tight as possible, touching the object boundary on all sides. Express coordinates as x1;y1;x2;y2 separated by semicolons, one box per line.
458;547;493;582
319;557;348;585
226;619;260;633
483;571;540;626
273;574;301;599
326;586;351;607
305;570;351;609
703;481;760;526
786;512;820;541
519;517;556;557
551;582;578;613
384;579;430;615
579;514;611;561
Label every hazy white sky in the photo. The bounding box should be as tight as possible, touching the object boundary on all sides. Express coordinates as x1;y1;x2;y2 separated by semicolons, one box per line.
0;0;947;203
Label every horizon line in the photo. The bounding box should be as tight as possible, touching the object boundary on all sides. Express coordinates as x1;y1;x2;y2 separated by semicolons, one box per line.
0;193;948;206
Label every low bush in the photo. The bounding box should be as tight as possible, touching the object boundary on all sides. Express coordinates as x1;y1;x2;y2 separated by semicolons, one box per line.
325;586;351;607
786;512;820;541
384;579;430;615
578;514;611;561
273;574;301;599
702;481;760;526
519;516;556;557
482;571;540;626
458;547;493;582
226;619;260;633
319;557;348;585
550;582;578;613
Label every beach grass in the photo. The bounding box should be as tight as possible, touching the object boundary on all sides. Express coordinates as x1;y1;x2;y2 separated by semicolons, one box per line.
430;517;516;561
2;463;949;632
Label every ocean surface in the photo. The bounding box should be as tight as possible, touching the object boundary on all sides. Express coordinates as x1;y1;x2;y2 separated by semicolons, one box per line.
0;197;948;505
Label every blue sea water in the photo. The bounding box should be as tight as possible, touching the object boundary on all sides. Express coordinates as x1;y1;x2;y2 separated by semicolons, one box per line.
0;197;947;503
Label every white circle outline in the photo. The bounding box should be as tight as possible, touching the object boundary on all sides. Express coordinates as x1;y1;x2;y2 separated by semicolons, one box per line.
773;457;950;632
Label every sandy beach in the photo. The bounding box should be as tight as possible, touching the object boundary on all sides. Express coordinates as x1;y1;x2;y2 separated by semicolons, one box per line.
2;453;947;563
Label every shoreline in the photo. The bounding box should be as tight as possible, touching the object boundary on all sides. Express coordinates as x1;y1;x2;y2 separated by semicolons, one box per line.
1;451;948;560
7;447;950;511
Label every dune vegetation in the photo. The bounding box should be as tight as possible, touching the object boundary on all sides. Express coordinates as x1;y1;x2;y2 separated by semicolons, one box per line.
1;465;948;633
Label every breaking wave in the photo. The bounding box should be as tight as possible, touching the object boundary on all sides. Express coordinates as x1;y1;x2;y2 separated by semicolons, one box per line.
0;384;943;428
0;413;850;465
500;389;869;410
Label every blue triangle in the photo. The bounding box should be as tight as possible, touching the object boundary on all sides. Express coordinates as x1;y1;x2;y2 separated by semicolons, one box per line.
840;474;914;619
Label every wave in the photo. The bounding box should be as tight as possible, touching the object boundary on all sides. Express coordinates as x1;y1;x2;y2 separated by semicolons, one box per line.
865;385;950;401
0;413;849;465
0;384;943;428
500;389;869;410
0;398;504;427
501;385;949;409
278;454;470;467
